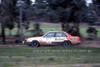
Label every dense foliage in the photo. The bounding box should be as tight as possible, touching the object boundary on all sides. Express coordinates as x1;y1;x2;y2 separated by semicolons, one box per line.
0;0;100;43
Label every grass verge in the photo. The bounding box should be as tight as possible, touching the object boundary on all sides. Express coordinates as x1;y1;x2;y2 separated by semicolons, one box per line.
0;47;100;67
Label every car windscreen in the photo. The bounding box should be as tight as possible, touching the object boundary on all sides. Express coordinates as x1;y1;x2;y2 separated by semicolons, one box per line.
44;32;56;37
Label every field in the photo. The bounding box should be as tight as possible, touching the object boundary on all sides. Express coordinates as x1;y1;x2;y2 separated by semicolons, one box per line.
0;46;100;67
0;22;100;37
0;22;100;67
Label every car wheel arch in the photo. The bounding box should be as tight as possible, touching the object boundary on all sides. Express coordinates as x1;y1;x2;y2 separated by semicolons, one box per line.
62;40;72;46
63;40;71;43
31;40;40;47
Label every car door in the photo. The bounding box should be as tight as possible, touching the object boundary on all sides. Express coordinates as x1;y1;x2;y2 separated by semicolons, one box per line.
54;32;68;45
42;32;56;45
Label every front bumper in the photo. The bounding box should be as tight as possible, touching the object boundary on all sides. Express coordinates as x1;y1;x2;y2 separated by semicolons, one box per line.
23;40;31;46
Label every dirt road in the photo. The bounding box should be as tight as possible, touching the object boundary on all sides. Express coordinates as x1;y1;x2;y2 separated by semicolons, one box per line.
0;41;100;48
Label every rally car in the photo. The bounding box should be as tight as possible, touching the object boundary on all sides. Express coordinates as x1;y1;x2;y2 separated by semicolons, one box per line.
23;31;80;47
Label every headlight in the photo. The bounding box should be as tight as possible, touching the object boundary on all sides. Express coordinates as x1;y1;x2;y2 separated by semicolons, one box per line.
23;40;26;44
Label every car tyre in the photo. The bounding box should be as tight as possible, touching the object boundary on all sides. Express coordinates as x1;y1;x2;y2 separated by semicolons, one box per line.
31;41;40;47
63;41;71;47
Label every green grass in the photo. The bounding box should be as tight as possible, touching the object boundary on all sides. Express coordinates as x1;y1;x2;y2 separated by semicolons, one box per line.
4;23;62;36
0;23;100;37
0;47;100;67
80;26;100;37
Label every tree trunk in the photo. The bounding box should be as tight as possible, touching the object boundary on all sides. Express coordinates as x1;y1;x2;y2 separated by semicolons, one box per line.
61;21;70;32
65;21;69;32
74;22;80;36
9;29;12;36
61;22;65;31
1;23;6;44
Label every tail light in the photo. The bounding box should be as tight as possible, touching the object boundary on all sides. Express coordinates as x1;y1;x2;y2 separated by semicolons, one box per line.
77;37;80;41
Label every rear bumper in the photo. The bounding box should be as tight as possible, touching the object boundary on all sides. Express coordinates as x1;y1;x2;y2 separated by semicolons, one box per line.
72;41;81;45
78;41;81;44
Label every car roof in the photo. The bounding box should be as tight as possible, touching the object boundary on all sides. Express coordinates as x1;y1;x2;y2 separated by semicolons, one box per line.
48;31;65;33
43;31;71;37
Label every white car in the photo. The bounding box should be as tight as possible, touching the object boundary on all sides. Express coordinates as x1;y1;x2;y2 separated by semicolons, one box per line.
23;31;80;47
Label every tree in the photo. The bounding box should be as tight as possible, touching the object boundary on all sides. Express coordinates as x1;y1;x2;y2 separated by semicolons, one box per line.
92;0;100;23
31;0;87;36
0;0;17;43
92;0;100;16
16;0;32;37
81;0;99;25
32;23;43;36
47;0;87;36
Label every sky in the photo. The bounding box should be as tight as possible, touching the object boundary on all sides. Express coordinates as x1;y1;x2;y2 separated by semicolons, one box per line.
31;0;93;6
31;0;35;3
86;0;93;3
0;0;93;5
31;0;93;3
86;0;93;6
0;0;1;4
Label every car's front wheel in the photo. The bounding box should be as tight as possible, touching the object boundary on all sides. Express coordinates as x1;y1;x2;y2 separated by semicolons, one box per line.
63;41;71;47
31;41;40;47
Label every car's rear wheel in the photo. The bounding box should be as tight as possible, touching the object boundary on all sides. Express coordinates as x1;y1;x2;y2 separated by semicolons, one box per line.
31;41;39;47
63;41;71;47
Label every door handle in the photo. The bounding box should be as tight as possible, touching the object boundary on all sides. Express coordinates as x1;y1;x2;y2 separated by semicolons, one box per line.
55;38;57;40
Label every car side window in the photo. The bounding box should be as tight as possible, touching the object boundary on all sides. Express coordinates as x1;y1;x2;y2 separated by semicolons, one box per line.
56;32;68;37
44;32;55;38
